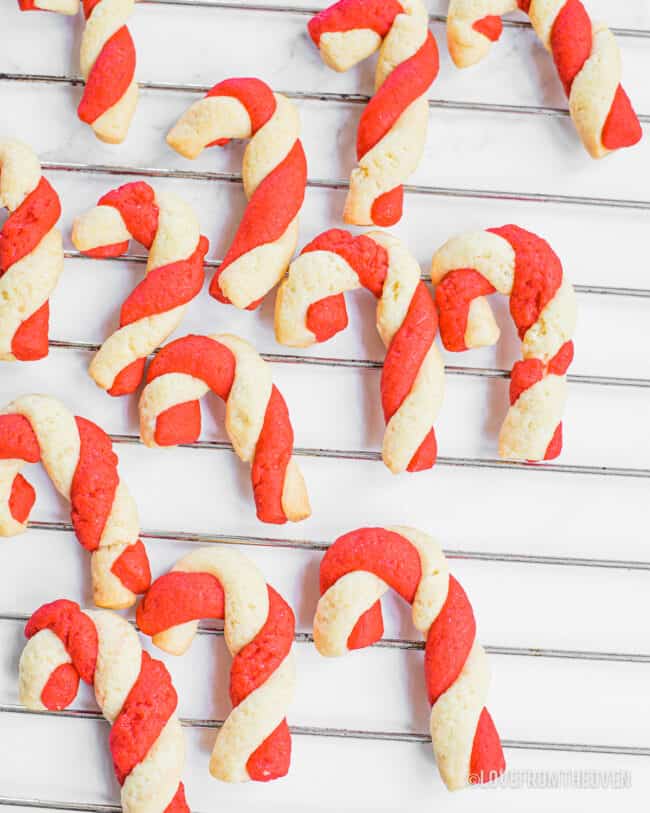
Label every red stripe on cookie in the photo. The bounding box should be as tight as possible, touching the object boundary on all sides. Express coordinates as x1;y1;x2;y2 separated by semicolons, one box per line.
601;86;642;150
83;241;130;259
509;358;544;405
435;268;496;352
382;281;438;470
110;651;179;783
424;576;475;703
163;785;189;813
306;293;349;342
489;225;562;338
12;301;50;361
308;0;403;45
233;586;295;780
9;474;36;524
78;26;136;125
321;527;421;650
107;359;147;398
97;181;159;249
41;662;80;711
119;236;208;325
548;340;574;375
111;539;151;595
0;177;61;270
357;34;438;158
473;15;503;42
0;415;40;462
549;0;592;95
371;187;404;228
71;417;119;552
25;599;98;686
206;78;277;137
154;401;201;447
469;708;506;784
544;423;563;460
251;387;294;524
210;141;307;307
136;571;225;636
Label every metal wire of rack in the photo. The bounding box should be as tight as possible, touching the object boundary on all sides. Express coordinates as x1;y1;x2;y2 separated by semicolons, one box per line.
1;1;649;809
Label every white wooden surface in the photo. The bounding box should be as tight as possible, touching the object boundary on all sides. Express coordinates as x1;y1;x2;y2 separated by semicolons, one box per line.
1;1;649;810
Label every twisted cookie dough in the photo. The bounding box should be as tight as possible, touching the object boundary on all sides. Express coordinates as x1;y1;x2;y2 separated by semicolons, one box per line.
137;547;296;783
0;395;151;608
275;229;444;473
17;0;138;142
308;0;439;225
78;0;139;143
447;0;642;157
0;139;63;361
167;77;307;310
72;181;208;397
431;224;576;461
139;333;311;524
20;600;188;813
314;526;505;790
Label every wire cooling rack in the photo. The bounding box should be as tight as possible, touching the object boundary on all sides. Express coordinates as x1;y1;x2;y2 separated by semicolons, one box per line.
1;1;649;810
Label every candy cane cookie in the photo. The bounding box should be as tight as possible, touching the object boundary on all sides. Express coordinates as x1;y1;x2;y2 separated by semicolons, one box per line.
0;395;151;608
20;600;188;813
167;78;307;310
431;225;576;461
0;139;63;361
307;0;439;226
446;1;642;158
72;181;209;397
77;0;138;143
314;526;505;789
17;0;79;13
275;229;444;474
139;333;310;524
137;547;296;783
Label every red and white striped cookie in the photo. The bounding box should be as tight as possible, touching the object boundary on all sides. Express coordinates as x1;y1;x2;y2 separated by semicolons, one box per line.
78;0;138;143
447;0;642;158
0;395;151;608
72;181;209;397
0;139;63;361
20;600;188;813
314;526;505;790
431;224;576;461
275;229;444;474
137;547;296;783
138;333;311;524
167;78;307;310
18;0;79;13
308;0;439;226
